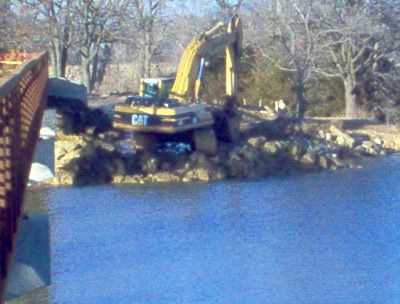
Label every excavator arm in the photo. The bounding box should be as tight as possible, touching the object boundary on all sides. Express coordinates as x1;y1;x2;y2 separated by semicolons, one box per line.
169;16;242;103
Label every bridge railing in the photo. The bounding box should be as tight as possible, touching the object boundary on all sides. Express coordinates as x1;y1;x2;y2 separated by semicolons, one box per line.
0;52;48;302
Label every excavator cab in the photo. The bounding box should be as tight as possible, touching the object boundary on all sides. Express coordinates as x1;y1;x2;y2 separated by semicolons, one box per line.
139;77;175;99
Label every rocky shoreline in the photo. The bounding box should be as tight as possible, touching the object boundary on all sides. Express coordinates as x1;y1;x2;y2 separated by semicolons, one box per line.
48;116;400;186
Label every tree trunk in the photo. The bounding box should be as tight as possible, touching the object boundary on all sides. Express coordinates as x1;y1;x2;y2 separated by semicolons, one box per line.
344;75;357;118
59;25;70;78
49;45;58;77
50;40;68;78
97;44;112;85
139;18;154;78
145;32;152;77
82;57;91;93
139;37;147;78
142;30;152;78
90;52;98;91
59;45;68;78
294;72;306;120
294;84;306;120
56;45;65;78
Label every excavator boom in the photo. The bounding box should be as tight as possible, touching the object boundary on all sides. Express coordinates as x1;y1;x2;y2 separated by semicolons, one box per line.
169;16;242;102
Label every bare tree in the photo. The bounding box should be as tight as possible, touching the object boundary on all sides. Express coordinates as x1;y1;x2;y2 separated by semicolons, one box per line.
1;1;41;52
314;1;395;118
73;0;127;92
131;0;169;78
248;0;317;119
22;0;74;77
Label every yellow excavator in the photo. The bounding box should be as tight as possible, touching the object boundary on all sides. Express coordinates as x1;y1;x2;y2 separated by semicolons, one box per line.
113;15;242;154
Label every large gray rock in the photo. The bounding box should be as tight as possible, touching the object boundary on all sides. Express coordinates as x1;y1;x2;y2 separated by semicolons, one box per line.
150;172;181;183
183;168;211;182
189;151;210;167
53;170;74;185
227;154;252;178
113;175;145;184
318;155;330;169
330;125;356;148
263;141;279;154
29;163;54;183
239;145;259;160
362;141;381;155
247;136;266;149
301;152;317;166
327;155;346;169
289;143;304;159
48;77;87;104
354;145;367;156
39;126;55;139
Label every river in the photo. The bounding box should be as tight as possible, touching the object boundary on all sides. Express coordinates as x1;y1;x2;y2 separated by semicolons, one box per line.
12;156;400;303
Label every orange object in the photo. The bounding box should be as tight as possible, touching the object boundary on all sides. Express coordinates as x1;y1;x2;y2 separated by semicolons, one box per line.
0;52;40;64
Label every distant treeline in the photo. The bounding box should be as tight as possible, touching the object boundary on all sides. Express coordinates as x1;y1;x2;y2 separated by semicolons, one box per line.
1;0;399;120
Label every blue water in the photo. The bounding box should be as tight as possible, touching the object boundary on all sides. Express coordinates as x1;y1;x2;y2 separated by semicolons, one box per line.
30;156;400;303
